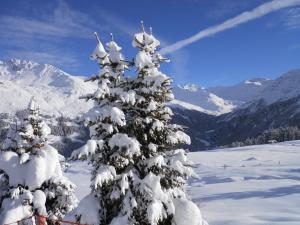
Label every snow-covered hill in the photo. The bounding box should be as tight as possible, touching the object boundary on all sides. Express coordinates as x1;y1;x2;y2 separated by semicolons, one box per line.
0;59;96;118
65;141;300;225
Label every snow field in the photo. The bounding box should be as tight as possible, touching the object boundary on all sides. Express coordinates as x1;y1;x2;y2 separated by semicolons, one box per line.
188;141;300;225
65;141;300;225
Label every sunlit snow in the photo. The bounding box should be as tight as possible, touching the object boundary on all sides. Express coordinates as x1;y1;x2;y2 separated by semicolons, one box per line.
65;141;300;225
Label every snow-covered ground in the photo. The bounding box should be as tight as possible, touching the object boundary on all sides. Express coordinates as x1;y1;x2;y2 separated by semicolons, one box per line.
65;141;300;225
189;141;300;225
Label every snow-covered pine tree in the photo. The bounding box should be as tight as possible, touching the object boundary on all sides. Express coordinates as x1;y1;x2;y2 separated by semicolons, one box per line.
81;32;135;142
0;98;78;224
109;22;206;225
70;33;139;225
71;27;207;225
1;97;50;156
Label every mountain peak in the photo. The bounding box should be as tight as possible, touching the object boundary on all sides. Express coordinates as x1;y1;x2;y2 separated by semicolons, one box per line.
0;58;97;117
244;78;269;86
4;58;39;71
280;69;300;79
177;84;202;92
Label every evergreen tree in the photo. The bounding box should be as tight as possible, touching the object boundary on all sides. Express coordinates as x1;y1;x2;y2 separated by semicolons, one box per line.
0;98;78;224
71;33;138;225
72;26;206;225
1;97;50;156
111;22;201;225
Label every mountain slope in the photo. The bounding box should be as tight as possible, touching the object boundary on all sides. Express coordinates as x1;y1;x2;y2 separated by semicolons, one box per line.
0;59;96;118
207;78;270;102
207;69;300;105
0;59;237;116
258;69;300;104
1;59;300;153
172;84;237;115
172;95;300;151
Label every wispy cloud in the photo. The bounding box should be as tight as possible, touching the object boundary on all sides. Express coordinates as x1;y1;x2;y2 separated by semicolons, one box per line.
0;0;100;68
97;9;137;37
0;0;131;69
0;0;100;42
204;0;259;20
5;49;79;69
160;0;300;54
282;7;300;29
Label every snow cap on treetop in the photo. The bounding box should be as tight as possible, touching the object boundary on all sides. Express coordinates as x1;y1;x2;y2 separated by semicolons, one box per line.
106;33;126;64
91;32;108;61
106;33;122;52
132;21;160;51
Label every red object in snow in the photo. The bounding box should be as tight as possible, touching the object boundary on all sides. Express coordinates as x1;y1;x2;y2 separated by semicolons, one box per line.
36;215;47;225
4;214;89;225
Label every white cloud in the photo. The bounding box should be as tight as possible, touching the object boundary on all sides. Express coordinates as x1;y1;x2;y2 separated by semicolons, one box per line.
0;0;133;70
5;49;79;69
204;0;257;20
282;7;300;29
0;0;100;42
160;0;300;54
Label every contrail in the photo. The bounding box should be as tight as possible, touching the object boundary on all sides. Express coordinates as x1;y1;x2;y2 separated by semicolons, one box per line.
160;0;300;54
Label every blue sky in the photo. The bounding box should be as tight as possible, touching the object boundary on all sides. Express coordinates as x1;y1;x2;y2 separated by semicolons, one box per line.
0;0;300;87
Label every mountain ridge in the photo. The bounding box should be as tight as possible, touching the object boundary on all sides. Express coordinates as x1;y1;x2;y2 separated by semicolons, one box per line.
0;59;96;118
1;58;300;152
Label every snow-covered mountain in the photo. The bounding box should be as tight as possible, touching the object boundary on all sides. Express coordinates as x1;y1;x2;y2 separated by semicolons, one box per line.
1;59;300;153
176;69;300;115
208;69;300;105
0;59;96;118
172;84;237;115
207;78;271;102
1;59;300;118
0;59;238;116
257;69;300;104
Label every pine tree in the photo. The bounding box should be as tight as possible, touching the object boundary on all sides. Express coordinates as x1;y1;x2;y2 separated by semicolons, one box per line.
82;32;135;141
72;27;206;225
1;97;50;157
108;22;201;225
0;98;78;224
71;33;138;225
